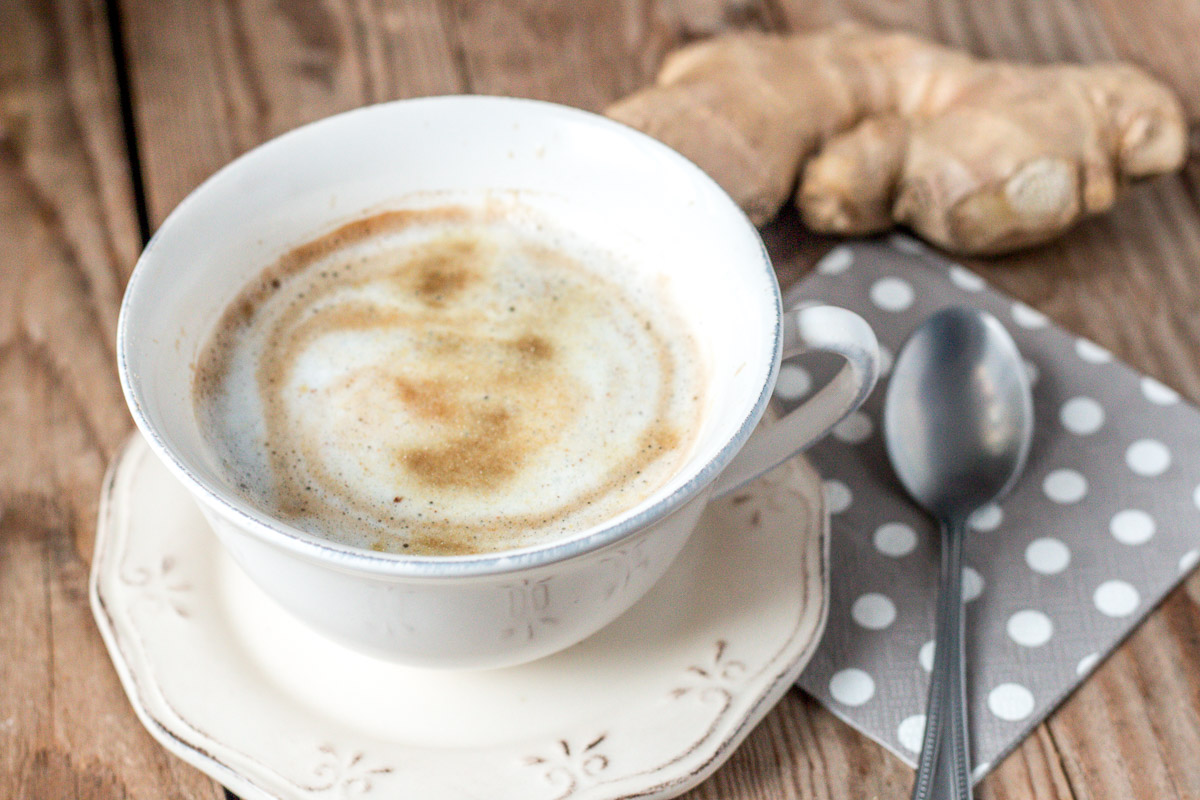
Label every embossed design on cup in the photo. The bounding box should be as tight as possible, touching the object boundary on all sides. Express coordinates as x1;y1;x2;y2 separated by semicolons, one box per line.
502;577;558;642
598;539;651;601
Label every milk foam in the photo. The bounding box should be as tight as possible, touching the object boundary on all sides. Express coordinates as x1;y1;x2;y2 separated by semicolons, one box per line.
193;204;705;555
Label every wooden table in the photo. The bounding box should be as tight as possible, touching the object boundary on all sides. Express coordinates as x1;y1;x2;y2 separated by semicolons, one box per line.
3;1;1199;797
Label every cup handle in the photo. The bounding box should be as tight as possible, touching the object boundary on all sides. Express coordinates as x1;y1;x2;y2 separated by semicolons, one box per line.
712;303;880;497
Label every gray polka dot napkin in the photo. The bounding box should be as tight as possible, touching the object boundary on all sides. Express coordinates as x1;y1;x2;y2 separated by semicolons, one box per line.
784;235;1200;781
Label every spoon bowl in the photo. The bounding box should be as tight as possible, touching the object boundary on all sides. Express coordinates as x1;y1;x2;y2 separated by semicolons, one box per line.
885;306;1034;521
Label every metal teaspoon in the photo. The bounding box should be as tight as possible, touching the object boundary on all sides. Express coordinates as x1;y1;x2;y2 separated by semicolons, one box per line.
884;306;1035;800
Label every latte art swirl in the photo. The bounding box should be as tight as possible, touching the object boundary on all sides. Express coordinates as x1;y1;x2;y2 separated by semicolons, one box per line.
194;206;705;555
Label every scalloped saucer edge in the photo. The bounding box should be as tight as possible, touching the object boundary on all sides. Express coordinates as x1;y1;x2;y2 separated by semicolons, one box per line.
90;433;829;800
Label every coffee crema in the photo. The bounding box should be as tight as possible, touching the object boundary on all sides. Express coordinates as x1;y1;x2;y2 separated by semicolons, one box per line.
193;204;706;555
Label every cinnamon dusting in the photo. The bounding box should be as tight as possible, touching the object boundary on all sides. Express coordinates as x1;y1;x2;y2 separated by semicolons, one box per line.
192;204;704;556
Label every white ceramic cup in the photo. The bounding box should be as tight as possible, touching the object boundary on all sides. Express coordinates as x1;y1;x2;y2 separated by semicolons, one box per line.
118;96;879;669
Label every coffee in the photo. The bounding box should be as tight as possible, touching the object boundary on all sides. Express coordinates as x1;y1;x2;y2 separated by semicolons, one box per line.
193;203;706;555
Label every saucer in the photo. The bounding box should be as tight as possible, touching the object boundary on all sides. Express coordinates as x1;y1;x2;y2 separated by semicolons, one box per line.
91;433;829;800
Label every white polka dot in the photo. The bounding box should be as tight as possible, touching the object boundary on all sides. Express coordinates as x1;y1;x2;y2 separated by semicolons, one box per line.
988;683;1035;721
972;763;992;783
775;364;813;400
878;345;894;377
870;277;914;312
1043;469;1088;504
897;714;927;753
1109;509;1156;545
1075;338;1112;364
968;503;1003;532
889;234;926;254
918;640;935;672
1126;439;1171;477
1059;397;1105;435
823;480;852;514
962;567;984;602
1141;376;1179;405
832;411;873;444
829;668;875;706
948;265;986;292
874;522;918;557
1026;538;1070;575
1012;302;1049;329
1025;360;1039;386
1007;610;1053;647
852;593;897;630
816;246;853;275
1094;580;1140;617
1075;652;1099;676
1179;549;1199;573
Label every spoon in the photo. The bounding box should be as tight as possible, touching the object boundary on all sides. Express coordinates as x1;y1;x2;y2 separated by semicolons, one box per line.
883;306;1034;800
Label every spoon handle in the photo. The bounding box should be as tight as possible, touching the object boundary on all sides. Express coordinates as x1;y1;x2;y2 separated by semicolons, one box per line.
911;518;973;800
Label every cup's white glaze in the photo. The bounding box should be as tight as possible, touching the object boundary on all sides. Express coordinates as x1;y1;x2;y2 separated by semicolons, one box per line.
118;96;878;668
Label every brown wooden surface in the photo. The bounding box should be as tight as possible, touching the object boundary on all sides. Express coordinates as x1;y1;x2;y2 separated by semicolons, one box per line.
0;0;225;797
2;1;1199;797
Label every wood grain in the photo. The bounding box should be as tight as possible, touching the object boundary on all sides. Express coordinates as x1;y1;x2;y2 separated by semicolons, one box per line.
5;0;1200;797
0;0;224;797
119;0;464;225
772;0;1200;120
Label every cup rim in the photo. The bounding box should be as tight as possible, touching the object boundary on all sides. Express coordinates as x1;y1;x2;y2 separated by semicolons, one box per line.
117;95;782;578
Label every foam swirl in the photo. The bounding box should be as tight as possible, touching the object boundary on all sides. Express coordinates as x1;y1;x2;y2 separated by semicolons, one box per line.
194;206;704;555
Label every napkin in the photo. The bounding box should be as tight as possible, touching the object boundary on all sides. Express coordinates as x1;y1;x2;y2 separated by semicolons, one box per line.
785;235;1200;780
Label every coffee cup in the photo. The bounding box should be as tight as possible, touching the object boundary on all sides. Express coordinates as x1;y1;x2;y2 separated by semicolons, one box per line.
118;96;879;669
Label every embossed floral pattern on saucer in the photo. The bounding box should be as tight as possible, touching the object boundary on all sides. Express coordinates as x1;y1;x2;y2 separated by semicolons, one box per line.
90;434;829;800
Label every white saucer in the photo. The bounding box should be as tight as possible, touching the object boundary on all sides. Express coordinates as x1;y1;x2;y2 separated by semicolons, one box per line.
91;434;829;800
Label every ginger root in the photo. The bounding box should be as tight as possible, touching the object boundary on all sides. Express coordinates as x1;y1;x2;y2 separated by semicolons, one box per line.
606;25;1187;254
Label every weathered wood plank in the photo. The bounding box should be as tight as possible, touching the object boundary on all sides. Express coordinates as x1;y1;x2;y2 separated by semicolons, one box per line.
120;0;464;225
771;0;1200;119
0;0;225;797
